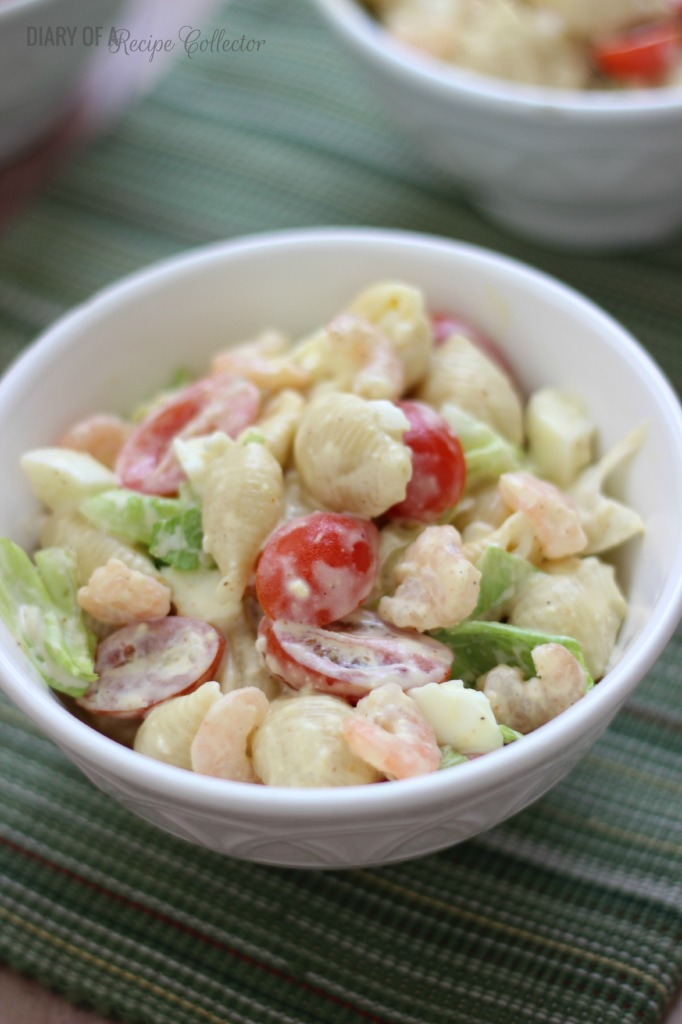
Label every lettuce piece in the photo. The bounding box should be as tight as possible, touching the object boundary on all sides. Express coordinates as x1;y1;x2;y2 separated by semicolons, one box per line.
0;540;96;696
81;489;181;546
34;547;97;659
149;507;214;571
471;546;538;619
442;403;523;490
430;620;594;688
499;724;524;744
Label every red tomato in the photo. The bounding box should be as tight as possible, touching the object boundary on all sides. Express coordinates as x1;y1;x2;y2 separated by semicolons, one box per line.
257;609;454;701
592;20;681;83
386;400;465;523
255;512;380;626
431;312;482;348
78;617;225;718
430;312;517;380
116;374;260;496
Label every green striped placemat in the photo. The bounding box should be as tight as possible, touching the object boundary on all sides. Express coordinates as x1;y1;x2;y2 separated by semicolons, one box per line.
1;2;681;1022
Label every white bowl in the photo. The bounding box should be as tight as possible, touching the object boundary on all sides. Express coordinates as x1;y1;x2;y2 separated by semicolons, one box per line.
311;0;682;250
0;0;123;164
1;227;681;869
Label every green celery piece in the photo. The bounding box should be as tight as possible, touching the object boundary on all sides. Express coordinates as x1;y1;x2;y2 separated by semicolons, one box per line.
81;489;182;546
471;546;538;619
430;620;594;689
499;725;524;744
0;540;96;696
440;747;469;769
444;404;523;490
149;507;215;571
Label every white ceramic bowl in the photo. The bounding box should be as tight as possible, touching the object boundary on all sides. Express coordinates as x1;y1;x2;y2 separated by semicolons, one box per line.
0;0;123;164
1;227;681;869
311;0;682;250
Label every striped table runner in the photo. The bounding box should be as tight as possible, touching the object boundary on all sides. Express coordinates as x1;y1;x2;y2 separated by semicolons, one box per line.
0;1;681;1022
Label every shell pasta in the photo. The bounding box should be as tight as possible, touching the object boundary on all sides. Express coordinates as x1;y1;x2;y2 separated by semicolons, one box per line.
1;280;645;787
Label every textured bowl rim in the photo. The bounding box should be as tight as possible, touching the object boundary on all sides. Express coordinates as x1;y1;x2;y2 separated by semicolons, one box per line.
1;225;682;822
312;0;682;118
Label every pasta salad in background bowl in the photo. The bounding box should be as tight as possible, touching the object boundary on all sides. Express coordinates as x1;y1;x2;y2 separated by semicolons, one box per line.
362;0;682;90
0;227;681;869
310;0;682;250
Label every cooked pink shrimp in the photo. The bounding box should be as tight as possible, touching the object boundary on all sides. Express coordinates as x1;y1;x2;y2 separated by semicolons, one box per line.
498;471;587;559
477;642;588;733
342;683;441;780
57;413;133;469
190;687;269;782
379;525;481;631
211;330;311;391
324;314;405;401
77;558;171;625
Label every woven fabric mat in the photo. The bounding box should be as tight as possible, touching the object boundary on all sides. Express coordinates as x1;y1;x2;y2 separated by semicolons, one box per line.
1;2;681;1022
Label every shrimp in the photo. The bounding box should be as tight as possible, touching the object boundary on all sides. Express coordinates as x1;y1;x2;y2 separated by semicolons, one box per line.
77;558;171;625
498;471;587;559
190;686;270;782
57;413;133;469
211;330;311;391
325;314;405;400
476;642;588;733
378;525;481;631
293;314;405;401
342;683;441;780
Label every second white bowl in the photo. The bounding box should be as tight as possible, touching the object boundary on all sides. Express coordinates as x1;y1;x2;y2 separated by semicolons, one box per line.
311;0;682;249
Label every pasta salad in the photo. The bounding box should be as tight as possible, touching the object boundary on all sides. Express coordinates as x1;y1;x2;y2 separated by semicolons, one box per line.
364;0;682;89
0;282;645;787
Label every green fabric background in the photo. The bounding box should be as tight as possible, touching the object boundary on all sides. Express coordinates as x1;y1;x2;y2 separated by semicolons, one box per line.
0;2;681;1022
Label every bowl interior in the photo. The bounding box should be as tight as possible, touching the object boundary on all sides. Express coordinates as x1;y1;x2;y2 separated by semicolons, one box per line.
0;228;681;815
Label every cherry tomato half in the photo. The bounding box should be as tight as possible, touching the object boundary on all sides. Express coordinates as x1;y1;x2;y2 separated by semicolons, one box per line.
78;616;225;718
116;374;260;496
592;19;681;83
257;609;454;701
256;512;380;626
386;400;466;523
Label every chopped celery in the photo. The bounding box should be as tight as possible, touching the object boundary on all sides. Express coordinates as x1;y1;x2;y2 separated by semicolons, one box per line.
499;725;524;744
81;489;181;546
149;507;215;571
